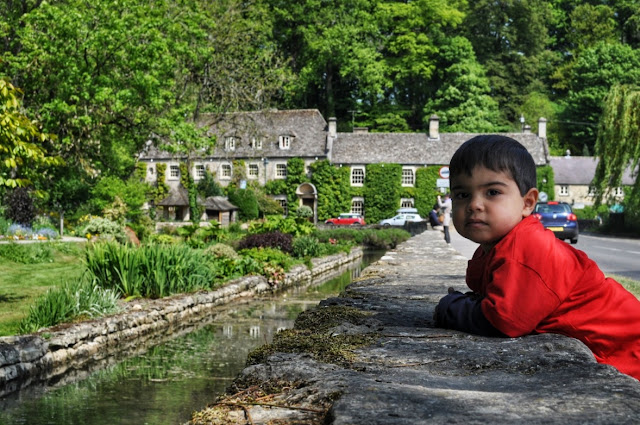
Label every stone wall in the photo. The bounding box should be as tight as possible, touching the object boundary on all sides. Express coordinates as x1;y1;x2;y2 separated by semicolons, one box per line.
0;248;362;398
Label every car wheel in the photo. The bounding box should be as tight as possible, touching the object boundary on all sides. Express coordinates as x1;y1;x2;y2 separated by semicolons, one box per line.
383;223;390;228
351;223;362;226
570;238;578;244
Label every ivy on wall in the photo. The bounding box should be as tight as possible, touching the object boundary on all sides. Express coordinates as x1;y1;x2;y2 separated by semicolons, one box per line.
415;166;441;217
536;165;555;201
154;163;169;204
310;160;351;221
179;162;202;222
363;163;402;223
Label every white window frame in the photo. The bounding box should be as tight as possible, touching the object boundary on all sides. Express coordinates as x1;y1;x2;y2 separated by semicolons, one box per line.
351;198;364;215
220;163;232;179
248;163;259;178
615;187;624;197
252;137;263;150
351;167;365;186
275;163;287;179
279;135;292;150
588;186;596;197
194;164;205;180
224;136;237;151
559;185;569;196
274;196;288;216
400;198;414;208
401;168;415;186
169;165;180;180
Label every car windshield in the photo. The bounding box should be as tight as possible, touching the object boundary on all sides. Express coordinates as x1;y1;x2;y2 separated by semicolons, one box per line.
536;204;572;214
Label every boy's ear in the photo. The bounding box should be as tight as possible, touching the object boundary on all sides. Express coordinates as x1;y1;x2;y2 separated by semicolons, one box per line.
522;188;539;216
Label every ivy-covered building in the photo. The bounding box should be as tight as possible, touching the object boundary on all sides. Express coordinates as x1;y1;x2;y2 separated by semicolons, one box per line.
138;109;550;223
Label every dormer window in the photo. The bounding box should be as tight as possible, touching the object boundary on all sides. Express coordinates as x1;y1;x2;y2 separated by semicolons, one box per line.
279;135;292;150
252;137;263;150
224;136;237;151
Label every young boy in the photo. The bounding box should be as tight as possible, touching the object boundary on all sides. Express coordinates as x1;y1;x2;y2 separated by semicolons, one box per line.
434;135;640;380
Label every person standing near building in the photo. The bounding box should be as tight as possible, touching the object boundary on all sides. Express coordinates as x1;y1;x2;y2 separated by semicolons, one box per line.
437;193;452;243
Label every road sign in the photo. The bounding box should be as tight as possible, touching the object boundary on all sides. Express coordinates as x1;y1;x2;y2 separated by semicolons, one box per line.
439;166;450;179
437;178;450;188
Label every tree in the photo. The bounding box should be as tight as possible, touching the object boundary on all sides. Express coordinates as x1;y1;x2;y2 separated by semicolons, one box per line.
593;84;640;211
0;79;60;189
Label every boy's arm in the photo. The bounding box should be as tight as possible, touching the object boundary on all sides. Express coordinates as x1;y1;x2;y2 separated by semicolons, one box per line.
434;289;505;337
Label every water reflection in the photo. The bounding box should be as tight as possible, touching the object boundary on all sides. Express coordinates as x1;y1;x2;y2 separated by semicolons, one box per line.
0;251;384;425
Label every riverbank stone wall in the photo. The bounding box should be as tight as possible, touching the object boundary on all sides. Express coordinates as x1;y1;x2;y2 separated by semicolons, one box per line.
192;230;640;425
0;248;362;398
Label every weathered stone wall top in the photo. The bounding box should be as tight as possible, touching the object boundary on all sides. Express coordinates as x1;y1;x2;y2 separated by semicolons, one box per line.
197;231;640;425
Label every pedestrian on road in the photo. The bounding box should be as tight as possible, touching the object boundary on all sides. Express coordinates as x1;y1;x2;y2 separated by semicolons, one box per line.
436;193;452;243
434;135;640;381
428;204;441;230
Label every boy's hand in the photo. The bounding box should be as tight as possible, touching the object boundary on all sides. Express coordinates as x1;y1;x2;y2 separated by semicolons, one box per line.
433;289;505;337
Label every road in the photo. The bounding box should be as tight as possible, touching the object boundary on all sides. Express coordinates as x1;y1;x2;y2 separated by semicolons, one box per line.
448;227;640;281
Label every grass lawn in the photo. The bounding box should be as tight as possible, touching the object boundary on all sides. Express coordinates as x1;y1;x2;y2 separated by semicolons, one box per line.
0;243;85;336
610;274;640;300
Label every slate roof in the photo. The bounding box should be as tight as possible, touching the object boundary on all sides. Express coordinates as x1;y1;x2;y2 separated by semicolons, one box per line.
202;196;238;211
331;131;549;166
550;156;635;185
139;109;328;161
157;187;191;206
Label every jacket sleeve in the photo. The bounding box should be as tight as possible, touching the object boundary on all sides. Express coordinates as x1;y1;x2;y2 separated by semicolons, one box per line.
435;291;506;337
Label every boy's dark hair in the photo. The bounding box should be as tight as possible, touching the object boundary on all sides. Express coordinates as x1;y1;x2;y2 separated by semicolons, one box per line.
449;135;537;195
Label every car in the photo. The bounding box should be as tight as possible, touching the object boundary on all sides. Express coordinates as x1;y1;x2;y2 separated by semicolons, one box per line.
325;213;365;226
379;212;425;227
533;201;579;244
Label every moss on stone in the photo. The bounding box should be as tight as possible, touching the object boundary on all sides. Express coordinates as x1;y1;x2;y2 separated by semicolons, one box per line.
293;305;373;332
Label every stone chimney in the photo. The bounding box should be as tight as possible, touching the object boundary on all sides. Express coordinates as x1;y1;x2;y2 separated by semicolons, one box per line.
538;117;547;138
523;125;532;134
428;115;439;139
326;117;337;162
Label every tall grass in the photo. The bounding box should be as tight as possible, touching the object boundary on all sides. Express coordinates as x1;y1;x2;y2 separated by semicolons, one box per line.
84;243;218;299
18;276;120;334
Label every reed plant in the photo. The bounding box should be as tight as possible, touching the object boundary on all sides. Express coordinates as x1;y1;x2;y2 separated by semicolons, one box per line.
84;243;218;299
18;276;120;334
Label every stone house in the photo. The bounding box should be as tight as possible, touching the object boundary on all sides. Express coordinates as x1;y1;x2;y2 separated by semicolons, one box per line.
549;154;635;207
138;109;550;222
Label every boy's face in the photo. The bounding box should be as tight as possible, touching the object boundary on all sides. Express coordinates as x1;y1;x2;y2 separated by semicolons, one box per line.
450;165;538;252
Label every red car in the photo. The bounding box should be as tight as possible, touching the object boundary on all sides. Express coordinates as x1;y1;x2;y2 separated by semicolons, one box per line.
325;213;365;226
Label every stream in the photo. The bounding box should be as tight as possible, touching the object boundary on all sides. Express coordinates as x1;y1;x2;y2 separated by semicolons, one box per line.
0;251;384;425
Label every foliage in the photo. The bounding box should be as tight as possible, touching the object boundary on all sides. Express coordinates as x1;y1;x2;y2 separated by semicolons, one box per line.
18;276;120;334
89;176;150;222
228;188;259;221
154;163;170;203
294;205;313;219
247;215;315;237
78;217;127;242
593;84;640;211
315;227;410;250
204;243;241;261
0;79;61;189
536;165;555;201
197;170;223;197
237;231;293;253
5;187;36;226
84;242;218;298
363;163;402;223
0;242;54;264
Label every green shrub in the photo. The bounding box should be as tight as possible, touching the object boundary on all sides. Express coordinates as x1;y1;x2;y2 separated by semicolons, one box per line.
79;216;127;242
292;235;322;258
0;243;54;264
228;188;259;221
18;276;120;334
5;188;35;226
247;215;314;236
204;243;241;260
239;247;296;272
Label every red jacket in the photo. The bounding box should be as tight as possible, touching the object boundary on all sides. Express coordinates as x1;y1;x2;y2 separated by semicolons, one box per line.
467;215;640;379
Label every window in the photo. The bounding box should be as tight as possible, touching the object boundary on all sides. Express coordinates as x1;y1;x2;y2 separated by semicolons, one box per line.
148;166;155;176
251;137;263;150
351;167;365;186
402;168;414;186
276;163;287;178
224;136;237;151
248;164;259;178
277;199;288;215
400;198;414;208
194;164;205;180
615;187;624;197
559;185;569;196
169;165;180;179
351;198;364;215
588;186;596;197
279;135;292;149
220;164;232;179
